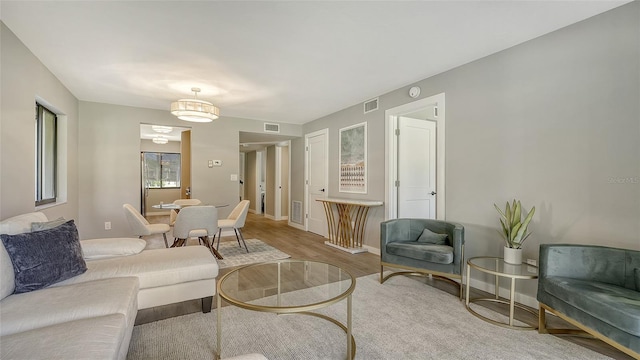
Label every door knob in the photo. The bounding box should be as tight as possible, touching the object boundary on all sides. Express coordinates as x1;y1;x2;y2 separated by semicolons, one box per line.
430;191;436;195
320;188;325;192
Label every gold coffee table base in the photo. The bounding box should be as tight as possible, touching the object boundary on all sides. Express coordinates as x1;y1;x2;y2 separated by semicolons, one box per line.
215;260;356;360
280;311;356;359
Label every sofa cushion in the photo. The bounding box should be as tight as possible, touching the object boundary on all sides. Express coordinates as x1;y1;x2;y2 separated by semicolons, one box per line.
0;314;128;360
386;242;454;264
53;246;218;289
0;212;48;235
542;276;640;336
30;217;66;231
0;212;48;300
0;220;87;294
416;228;448;245
81;238;146;260
0;277;138;336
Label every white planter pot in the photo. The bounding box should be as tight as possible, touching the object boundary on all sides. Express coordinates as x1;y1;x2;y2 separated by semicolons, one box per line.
503;246;523;265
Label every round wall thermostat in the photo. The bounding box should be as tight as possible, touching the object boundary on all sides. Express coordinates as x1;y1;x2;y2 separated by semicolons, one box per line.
409;86;421;98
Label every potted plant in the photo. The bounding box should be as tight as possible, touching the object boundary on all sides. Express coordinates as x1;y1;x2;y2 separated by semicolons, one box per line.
494;199;536;264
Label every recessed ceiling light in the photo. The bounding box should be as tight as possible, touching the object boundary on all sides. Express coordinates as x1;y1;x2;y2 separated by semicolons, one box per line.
152;125;173;133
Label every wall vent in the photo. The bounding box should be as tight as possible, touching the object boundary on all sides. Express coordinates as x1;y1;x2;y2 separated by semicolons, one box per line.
292;201;303;223
264;123;280;133
363;98;379;114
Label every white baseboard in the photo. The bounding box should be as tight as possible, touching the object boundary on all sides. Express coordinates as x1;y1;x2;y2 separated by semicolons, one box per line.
265;215;288;221
363;244;380;256
288;221;305;231
324;241;368;254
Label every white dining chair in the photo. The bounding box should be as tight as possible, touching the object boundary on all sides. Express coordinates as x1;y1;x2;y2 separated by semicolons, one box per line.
169;198;202;226
122;203;171;248
172;205;222;259
215;200;250;253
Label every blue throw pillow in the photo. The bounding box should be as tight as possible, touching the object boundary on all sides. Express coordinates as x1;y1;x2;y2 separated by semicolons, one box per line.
416;228;448;245
1;220;87;294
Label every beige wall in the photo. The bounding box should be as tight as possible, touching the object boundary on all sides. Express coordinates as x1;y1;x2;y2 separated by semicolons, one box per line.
0;22;80;223
292;3;639;300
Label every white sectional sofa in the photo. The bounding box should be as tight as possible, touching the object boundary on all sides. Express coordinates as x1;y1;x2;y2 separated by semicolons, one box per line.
0;212;219;360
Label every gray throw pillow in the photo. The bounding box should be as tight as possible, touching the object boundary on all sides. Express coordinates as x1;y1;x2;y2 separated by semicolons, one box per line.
31;217;66;231
1;220;87;294
416;228;448;245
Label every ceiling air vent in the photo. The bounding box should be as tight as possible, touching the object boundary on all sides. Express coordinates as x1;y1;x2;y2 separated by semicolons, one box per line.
264;123;280;133
364;98;379;114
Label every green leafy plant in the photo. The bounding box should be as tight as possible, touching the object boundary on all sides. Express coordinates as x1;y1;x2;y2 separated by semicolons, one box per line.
494;200;536;249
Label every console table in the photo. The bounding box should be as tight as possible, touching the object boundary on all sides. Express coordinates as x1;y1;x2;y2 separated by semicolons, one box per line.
316;198;383;254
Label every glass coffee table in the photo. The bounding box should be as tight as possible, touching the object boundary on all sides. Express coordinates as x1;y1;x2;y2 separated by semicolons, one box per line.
215;259;356;359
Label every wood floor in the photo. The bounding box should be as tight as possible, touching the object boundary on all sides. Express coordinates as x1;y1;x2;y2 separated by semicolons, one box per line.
137;213;633;360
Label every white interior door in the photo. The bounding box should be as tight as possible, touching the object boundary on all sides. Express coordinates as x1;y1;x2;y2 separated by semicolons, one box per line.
398;117;436;218
306;129;328;237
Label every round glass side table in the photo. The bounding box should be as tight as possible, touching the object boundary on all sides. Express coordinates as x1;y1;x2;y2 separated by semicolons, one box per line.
465;256;538;330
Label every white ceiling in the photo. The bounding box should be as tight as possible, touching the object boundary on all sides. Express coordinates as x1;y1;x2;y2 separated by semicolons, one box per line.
1;1;630;125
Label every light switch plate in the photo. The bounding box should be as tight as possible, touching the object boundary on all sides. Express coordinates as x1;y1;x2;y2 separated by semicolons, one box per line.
208;160;213;168
230;174;238;181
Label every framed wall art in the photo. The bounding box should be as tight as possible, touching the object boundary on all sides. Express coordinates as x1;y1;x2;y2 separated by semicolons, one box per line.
339;122;367;193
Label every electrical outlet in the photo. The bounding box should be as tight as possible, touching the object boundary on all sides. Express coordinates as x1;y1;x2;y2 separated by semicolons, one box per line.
104;221;111;230
526;258;537;266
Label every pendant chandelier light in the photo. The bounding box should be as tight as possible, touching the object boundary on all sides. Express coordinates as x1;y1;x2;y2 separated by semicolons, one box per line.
152;136;169;144
170;87;219;122
151;125;173;133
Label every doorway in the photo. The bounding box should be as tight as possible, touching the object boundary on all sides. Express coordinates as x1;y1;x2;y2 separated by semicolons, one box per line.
385;93;445;220
139;124;191;217
239;132;297;219
305;128;329;237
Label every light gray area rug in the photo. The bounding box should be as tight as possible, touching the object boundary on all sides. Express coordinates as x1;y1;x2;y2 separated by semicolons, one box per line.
127;274;611;360
216;238;290;269
143;232;289;270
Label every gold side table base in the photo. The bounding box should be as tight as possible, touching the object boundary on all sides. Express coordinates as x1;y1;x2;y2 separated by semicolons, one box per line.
465;257;539;331
465;298;538;330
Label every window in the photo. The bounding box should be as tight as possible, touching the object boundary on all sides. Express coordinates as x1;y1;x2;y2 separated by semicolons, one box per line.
35;103;57;206
143;152;181;188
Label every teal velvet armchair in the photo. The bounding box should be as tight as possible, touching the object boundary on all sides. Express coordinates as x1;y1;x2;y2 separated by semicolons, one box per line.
380;218;465;298
537;244;640;359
